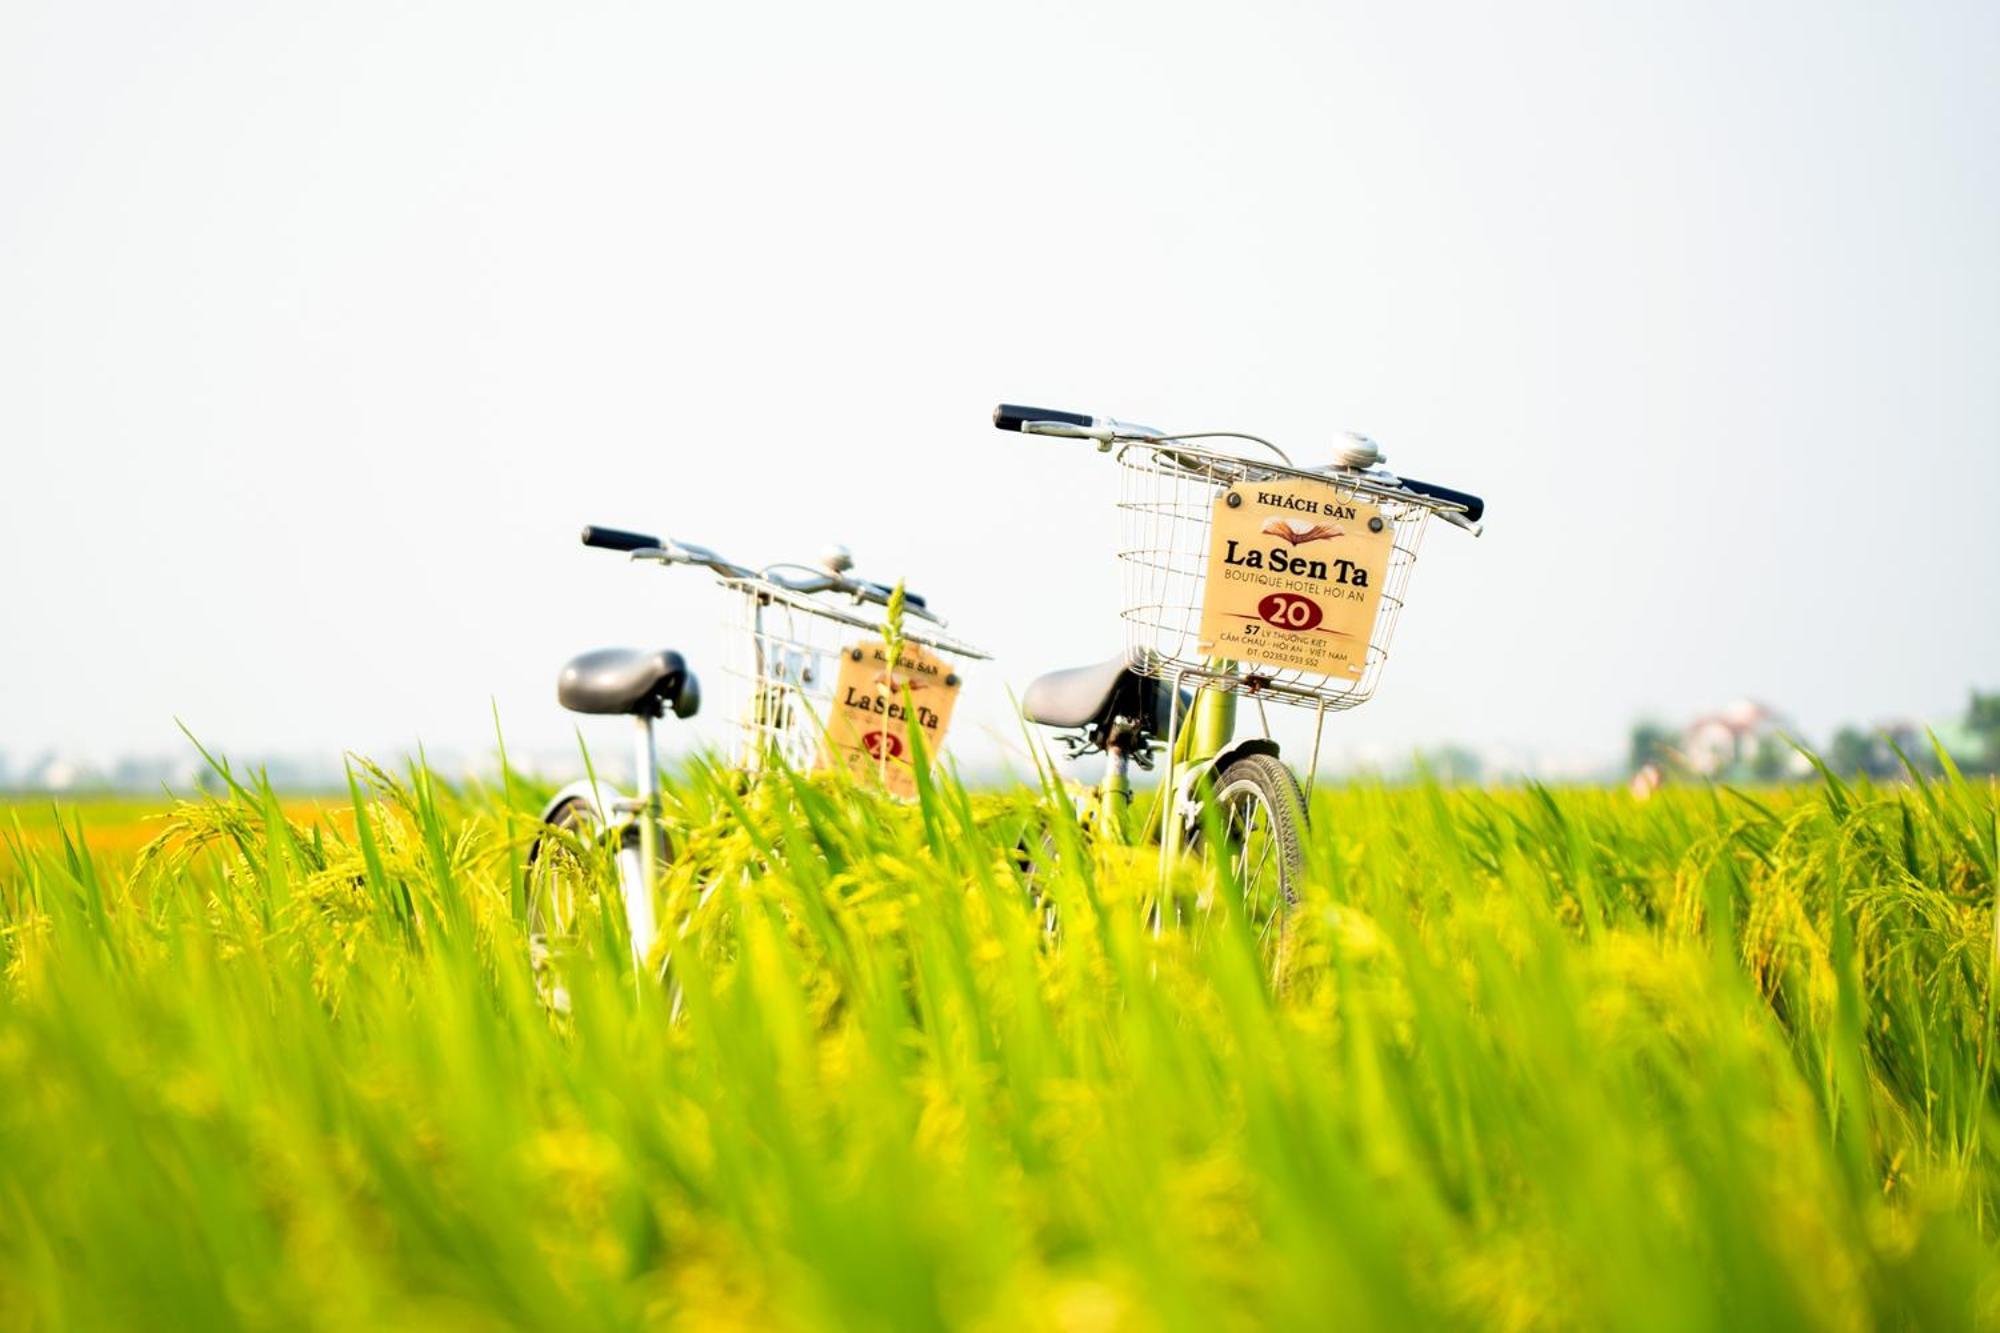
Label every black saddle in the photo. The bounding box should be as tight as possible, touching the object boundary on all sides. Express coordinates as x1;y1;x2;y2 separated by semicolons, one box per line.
1021;654;1183;749
558;648;700;720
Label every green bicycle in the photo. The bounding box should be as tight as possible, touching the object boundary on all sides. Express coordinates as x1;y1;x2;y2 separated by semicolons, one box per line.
994;403;1485;934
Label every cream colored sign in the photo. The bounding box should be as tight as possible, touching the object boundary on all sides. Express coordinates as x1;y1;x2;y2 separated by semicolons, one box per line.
821;638;962;799
1197;478;1394;679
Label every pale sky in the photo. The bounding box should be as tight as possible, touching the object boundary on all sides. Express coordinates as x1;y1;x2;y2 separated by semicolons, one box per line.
3;0;1996;779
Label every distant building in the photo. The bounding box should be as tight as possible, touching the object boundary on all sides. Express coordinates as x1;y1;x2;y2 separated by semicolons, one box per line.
1876;720;1931;765
1929;720;1987;769
1681;699;1791;778
1630;763;1664;800
23;754;91;791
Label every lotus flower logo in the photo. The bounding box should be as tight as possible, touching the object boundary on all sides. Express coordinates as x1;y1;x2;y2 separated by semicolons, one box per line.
1260;517;1345;546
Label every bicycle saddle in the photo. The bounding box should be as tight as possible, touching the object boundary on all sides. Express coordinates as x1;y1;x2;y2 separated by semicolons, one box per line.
557;648;700;720
1021;655;1182;741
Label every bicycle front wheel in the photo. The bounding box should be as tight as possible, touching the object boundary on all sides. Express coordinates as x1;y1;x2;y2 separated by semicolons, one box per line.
1192;753;1306;939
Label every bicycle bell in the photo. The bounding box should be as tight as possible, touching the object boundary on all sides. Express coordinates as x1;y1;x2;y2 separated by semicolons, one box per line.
1333;432;1384;471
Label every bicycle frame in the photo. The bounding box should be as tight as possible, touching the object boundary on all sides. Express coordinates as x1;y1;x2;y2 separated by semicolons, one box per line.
1080;660;1244;846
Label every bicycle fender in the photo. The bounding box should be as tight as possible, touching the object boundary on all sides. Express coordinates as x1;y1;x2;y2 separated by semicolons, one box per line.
1174;737;1283;827
537;779;630;830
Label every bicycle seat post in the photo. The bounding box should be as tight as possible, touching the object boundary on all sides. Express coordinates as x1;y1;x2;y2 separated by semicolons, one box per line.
1102;737;1133;829
628;712;661;958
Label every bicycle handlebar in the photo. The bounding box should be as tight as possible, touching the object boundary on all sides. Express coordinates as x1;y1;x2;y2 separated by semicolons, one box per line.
752;561;937;620
992;402;1488;528
579;529;943;622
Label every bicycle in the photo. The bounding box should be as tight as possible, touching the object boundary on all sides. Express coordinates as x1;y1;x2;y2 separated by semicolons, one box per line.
994;403;1485;938
524;525;988;1002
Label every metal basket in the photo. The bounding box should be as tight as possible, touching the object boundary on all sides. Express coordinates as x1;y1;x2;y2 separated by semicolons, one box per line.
1115;439;1449;712
720;579;988;774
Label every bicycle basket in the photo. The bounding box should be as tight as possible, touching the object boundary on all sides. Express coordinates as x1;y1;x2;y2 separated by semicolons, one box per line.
1115;440;1453;711
721;580;987;785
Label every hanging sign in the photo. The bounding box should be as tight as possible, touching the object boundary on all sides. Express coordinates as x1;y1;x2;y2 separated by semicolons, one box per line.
822;638;962;799
1196;478;1395;680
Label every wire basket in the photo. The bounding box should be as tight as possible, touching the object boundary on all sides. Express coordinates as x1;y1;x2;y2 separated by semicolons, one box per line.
1115;440;1453;712
720;579;987;774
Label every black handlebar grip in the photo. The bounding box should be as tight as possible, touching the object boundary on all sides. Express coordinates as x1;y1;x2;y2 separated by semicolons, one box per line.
580;525;663;552
1394;478;1485;523
993;404;1093;433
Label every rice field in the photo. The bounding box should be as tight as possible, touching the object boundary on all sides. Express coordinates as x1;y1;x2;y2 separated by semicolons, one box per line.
2;753;1998;1330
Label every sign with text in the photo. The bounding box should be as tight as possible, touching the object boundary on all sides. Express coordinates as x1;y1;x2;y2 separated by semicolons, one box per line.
1197;478;1394;680
822;638;962;799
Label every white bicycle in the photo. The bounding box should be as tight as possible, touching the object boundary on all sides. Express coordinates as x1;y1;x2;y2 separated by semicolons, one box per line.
524;524;987;1002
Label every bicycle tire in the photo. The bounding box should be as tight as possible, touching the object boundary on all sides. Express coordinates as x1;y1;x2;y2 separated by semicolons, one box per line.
1192;752;1306;932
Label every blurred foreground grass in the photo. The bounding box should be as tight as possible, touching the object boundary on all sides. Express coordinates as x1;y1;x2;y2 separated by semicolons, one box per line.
2;757;1998;1330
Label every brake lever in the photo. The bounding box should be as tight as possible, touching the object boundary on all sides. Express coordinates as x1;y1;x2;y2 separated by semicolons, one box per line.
1437;509;1484;538
1021;420;1114;442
